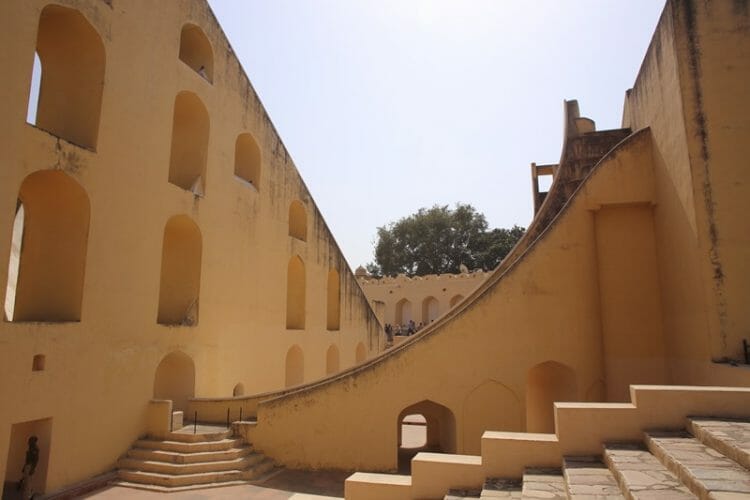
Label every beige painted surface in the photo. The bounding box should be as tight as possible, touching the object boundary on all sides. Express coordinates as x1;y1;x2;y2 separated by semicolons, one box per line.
0;0;381;494
357;271;488;329
247;0;750;473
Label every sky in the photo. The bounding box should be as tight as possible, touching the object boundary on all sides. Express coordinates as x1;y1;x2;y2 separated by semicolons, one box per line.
206;0;666;270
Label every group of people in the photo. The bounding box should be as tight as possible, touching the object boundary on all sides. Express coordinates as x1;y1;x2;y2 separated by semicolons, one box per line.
384;319;426;342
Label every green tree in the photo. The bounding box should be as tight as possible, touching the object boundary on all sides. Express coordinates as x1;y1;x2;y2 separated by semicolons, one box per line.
367;204;525;277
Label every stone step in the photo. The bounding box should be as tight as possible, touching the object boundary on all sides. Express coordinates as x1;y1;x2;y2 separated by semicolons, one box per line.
113;479;250;494
118;468;245;488
562;456;625;499
118;453;264;475
603;443;695;499
162;428;231;443
688;417;750;470
445;487;481;499
521;467;565;499
480;477;522;499
133;437;244;453
117;457;274;488
126;444;253;463
646;430;750;499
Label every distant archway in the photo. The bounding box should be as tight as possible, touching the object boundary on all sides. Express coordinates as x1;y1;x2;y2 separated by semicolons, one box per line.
285;345;304;387
395;298;412;326
168;91;209;193
234;133;260;187
32;5;105;149
421;296;439;324
286;256;305;329
157;215;202;326
179;23;213;82
326;269;340;330
326;345;339;375
355;342;366;364
288;200;307;241
4;171;90;322
449;295;464;308
153;351;195;412
397;400;456;472
526;361;577;433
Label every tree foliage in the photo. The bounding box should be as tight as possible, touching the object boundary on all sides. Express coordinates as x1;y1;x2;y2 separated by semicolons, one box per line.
367;204;525;277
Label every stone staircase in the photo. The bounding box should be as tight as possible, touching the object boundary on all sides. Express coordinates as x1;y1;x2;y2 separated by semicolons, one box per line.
115;426;275;492
435;417;750;499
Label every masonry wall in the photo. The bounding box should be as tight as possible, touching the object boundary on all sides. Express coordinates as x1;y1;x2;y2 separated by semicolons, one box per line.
248;0;750;471
0;0;380;493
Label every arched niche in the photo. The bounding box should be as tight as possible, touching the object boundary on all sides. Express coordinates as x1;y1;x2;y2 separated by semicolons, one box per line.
326;269;340;331
153;351;195;412
449;294;464;308
526;361;578;433
179;23;213;82
285;345;304;387
395;298;412;326
326;345;339;375
355;342;366;364
168;91;209;193
288;200;307;241
4;171;90;322
233;383;245;397
421;296;439;324
234;133;261;187
32;5;105;150
286;255;305;329
157;215;202;326
462;380;522;454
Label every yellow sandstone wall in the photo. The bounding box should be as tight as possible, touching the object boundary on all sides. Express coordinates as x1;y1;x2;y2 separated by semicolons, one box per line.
248;0;750;471
0;0;380;493
357;271;489;329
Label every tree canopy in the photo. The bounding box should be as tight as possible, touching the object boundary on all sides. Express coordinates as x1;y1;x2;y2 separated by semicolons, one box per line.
367;204;525;277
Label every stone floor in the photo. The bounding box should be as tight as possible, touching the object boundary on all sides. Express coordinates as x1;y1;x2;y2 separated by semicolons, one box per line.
83;469;350;499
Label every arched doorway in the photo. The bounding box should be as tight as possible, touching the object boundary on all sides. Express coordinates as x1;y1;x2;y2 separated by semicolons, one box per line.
421;296;439;324
397;400;456;472
326;345;340;375
526;361;577;433
153;351;195;412
394;298;412;327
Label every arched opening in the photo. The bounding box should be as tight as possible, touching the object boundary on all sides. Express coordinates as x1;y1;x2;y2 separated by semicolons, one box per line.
153;351;195;412
285;345;304;387
288;200;307;241
355;342;366;364
286;256;305;329
234;133;261;188
462;380;522;454
449;294;464;308
326;345;339;375
168;91;209;194
326;269;340;331
32;354;46;372
157;215;202;326
4;171;90;322
179;23;213;82
232;383;244;397
31;5;105;150
421;296;439;324
394;298;412;327
526;361;577;433
397;400;456;473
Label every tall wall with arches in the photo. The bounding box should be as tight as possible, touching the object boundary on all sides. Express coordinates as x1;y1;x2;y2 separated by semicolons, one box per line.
0;0;382;493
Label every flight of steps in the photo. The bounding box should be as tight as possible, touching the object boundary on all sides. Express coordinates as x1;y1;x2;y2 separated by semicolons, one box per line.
439;417;750;500
115;427;275;492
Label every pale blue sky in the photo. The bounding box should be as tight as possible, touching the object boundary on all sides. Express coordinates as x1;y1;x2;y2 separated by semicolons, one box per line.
207;1;666;269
